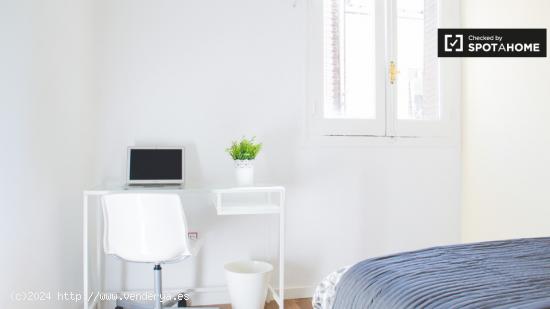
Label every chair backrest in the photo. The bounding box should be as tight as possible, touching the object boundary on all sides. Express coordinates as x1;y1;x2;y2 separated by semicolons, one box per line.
101;193;191;263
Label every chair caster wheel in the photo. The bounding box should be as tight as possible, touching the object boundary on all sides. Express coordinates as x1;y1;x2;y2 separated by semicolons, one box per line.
178;299;187;307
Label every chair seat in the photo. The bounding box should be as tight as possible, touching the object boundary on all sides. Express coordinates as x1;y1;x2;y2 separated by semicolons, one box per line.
119;238;204;264
163;238;204;264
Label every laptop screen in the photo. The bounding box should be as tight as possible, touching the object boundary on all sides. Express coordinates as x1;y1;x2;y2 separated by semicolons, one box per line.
128;148;183;183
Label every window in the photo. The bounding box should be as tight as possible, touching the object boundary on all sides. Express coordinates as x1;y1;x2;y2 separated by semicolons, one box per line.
310;0;457;138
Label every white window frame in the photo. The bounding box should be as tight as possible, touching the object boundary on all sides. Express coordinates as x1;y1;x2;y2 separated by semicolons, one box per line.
307;0;461;140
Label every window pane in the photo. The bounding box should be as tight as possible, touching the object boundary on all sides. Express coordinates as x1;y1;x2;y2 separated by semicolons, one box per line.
396;0;439;120
324;0;376;119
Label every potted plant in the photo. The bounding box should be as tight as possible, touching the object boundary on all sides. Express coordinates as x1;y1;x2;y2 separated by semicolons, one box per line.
226;137;262;186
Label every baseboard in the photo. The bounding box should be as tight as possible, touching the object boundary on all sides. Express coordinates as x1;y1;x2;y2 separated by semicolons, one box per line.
282;285;316;299
101;285;316;307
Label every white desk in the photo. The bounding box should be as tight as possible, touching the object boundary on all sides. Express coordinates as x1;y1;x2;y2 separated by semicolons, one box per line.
83;185;285;309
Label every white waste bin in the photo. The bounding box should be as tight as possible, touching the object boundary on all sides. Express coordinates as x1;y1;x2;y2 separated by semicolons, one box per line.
224;260;273;309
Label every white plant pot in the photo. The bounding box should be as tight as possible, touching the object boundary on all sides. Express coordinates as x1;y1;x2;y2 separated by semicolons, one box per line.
235;160;254;187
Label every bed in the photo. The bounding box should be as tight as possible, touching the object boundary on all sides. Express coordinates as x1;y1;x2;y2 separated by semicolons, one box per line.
313;237;550;309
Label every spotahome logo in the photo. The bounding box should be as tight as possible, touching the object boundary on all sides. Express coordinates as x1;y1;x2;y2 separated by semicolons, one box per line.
438;29;546;57
444;34;463;52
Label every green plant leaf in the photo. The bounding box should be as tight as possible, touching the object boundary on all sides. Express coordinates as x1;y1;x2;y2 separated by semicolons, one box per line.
226;136;262;160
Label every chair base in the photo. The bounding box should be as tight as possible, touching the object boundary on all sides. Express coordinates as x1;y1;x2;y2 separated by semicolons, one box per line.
115;292;190;309
114;265;218;309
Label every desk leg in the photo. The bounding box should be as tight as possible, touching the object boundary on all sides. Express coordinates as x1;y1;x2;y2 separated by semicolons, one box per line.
96;201;103;309
83;193;89;309
279;191;285;309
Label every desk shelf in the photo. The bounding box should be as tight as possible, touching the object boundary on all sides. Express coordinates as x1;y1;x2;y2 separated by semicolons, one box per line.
212;186;285;216
215;204;280;215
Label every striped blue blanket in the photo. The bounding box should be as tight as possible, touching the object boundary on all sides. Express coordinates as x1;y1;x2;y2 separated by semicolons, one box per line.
333;237;550;309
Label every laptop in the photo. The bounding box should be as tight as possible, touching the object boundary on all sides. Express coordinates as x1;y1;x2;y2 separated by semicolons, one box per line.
126;146;185;187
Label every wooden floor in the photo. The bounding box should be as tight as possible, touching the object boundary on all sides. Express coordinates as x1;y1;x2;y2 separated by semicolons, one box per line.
210;298;312;309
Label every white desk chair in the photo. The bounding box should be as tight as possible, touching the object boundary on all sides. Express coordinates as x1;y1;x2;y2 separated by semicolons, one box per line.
102;193;200;309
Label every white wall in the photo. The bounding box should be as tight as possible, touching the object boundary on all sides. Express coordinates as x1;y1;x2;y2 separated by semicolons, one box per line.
0;1;461;307
93;0;461;302
462;0;550;241
0;1;95;308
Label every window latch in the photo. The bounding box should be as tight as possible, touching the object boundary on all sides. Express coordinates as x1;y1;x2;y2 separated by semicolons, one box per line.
389;61;400;84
